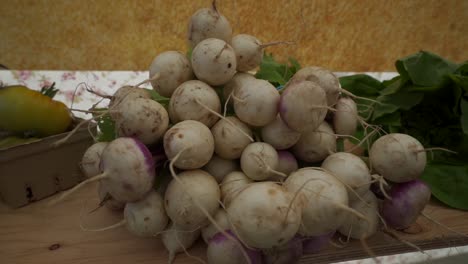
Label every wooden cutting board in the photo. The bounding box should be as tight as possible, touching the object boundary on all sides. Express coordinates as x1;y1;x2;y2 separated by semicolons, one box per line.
1;182;467;264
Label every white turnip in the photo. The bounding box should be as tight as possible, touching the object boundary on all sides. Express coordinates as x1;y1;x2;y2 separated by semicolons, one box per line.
80;142;108;178
321;152;372;201
240;142;283;181
369;133;427;183
168;80;221;127
234;78;280;127
211;116;253;159
203;154;239;183
226;182;302;249
163;120;214;169
261;115;301;150
220;171;253;207
279;80;328;132
188;1;232;48
164;169;220;230
149;51;194;97
191;38;237;86
292;122;336;163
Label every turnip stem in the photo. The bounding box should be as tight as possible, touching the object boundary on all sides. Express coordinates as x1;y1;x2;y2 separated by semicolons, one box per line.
415;147;457;154
259;41;294;49
196;99;254;142
80;219;126;232
49;173;108;205
169;149;253;264
86;87;112;99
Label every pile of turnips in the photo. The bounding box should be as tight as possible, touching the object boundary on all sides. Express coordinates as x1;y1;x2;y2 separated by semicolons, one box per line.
57;1;436;263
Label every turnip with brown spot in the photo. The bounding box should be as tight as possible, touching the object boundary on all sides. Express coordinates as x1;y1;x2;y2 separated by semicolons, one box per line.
164;169;220;230
211;116;253;159
203;154;239;183
234;78;280;127
163;120;214;169
112;97;169;145
187;1;232;48
231;34;292;72
220;171;252;207
292;122;336;163
261;115;301;150
52;137;156;204
283;168;350;236
191;38;237;86
321;152;372;201
149;51;194;97
289;66;341;107
369;133;427;183
168;80;221;127
226;182;302;249
240;142;284;181
279;80;328;132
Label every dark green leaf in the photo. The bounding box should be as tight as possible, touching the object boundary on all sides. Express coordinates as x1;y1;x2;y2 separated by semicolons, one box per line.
372;111;401;126
461;98;468;135
380;76;407;95
288;57;301;73
255;53;300;86
339;74;383;96
395;51;458;87
422;163;468;210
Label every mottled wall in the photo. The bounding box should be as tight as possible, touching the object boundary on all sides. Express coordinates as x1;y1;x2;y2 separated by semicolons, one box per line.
1;0;467;71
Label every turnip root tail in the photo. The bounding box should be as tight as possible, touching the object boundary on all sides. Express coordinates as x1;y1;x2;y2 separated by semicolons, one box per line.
195;99;254;142
414;147;457;160
341;89;383;105
259;40;295;49
370;174;392;200
252;154;287;178
52;112;106;147
49;173;108;206
359;238;379;263
169;149;253;264
333;203;370;223
85;86;112;99
421;212;468;238
382;228;426;254
80;219;126;232
133;72;160;89
223;92;232;117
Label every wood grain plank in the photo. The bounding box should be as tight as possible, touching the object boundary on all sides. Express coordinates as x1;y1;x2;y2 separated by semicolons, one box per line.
0;182;467;264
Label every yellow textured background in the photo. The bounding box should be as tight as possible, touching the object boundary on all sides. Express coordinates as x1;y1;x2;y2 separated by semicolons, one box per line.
1;0;467;71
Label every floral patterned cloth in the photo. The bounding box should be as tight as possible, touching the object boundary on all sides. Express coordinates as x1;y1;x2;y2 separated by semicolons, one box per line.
1;70;467;263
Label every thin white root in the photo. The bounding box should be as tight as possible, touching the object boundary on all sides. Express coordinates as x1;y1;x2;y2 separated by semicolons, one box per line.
169;150;253;264
345;128;379;154
370;174;392;200
224;92;232;117
86;86;112;99
80;219;126;232
48;173;108;206
259;41;295;48
415;147;457;155
52;113;106;147
360;238;379;263
341;89;384;105
382;228;426;255
176;232;207;264
421;212;468;238
133;72;160;89
196;99;254;142
267;167;287;178
334;203;370;224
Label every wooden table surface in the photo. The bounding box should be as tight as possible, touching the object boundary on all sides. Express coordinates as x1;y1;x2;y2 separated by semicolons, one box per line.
1;182;467;264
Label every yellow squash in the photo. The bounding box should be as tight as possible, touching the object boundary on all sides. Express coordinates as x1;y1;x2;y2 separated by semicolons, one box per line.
0;85;72;137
